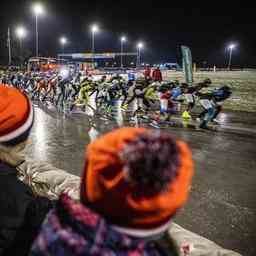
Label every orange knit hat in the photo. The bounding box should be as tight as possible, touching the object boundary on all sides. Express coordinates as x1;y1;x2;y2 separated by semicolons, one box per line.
0;85;33;145
81;127;193;237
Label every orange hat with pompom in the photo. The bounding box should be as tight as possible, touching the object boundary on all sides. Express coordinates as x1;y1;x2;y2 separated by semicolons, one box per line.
81;127;193;237
0;85;33;145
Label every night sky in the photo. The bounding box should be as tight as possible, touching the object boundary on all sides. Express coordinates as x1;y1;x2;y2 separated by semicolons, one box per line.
0;0;255;67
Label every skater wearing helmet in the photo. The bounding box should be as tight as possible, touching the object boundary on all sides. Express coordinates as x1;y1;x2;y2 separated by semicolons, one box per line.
211;85;232;123
197;85;232;127
182;79;211;120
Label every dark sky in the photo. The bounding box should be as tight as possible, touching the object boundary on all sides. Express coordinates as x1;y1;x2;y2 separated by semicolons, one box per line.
0;0;255;67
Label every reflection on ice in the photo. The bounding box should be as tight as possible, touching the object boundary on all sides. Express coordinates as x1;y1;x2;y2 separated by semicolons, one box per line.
32;108;48;161
88;126;99;141
112;100;124;127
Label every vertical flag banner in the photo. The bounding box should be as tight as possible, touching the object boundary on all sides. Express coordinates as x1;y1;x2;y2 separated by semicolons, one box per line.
181;46;193;84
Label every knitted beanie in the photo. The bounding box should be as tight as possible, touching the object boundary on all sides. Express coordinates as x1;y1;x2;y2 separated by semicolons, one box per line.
0;85;34;146
81;127;193;237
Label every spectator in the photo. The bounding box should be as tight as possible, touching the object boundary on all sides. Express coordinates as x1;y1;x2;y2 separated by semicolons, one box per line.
0;85;53;256
144;65;152;80
152;67;163;82
30;127;194;255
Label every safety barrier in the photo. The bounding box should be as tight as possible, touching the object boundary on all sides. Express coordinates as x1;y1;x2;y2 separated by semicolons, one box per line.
17;158;242;256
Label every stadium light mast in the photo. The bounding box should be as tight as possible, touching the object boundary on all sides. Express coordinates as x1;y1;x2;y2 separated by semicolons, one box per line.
228;44;236;70
15;26;27;65
91;24;99;69
60;37;68;54
32;3;44;57
120;36;127;68
7;27;12;66
16;26;27;49
136;42;144;68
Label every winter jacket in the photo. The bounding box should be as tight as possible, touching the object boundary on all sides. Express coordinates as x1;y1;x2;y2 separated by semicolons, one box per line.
145;87;158;100
30;193;178;256
212;87;232;102
0;161;53;256
152;69;163;82
197;91;214;100
144;68;151;78
133;85;145;98
171;87;182;100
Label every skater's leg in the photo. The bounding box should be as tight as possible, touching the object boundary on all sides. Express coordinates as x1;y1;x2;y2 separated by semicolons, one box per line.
211;105;222;121
198;109;208;119
142;97;151;110
126;94;135;105
121;91;128;105
199;100;215;129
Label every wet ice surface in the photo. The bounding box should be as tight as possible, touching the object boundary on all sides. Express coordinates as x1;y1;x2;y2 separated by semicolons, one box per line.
26;102;256;256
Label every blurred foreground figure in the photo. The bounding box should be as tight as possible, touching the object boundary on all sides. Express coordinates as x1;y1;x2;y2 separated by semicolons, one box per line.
30;127;194;256
0;85;53;256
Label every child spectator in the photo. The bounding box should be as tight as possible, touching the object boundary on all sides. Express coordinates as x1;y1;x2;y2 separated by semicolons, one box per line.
30;127;194;256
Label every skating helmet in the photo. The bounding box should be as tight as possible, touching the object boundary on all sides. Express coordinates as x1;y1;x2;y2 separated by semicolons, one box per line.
221;85;231;91
203;78;212;85
174;79;180;85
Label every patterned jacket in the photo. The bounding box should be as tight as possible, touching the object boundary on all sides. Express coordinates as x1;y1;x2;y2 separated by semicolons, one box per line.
30;193;178;256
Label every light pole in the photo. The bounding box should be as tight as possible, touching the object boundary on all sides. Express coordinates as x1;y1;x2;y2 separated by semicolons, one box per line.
120;36;126;68
15;26;27;65
228;44;236;70
60;37;67;54
91;24;99;69
136;42;143;68
7;28;12;66
32;3;44;57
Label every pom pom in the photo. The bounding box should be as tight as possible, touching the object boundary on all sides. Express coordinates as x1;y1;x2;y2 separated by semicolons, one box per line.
120;130;180;196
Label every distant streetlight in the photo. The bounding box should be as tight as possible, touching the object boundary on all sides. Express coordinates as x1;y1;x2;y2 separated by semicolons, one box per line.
91;24;99;69
16;26;27;40
227;44;236;70
120;36;127;68
60;37;68;54
15;26;27;65
32;3;44;57
136;42;144;68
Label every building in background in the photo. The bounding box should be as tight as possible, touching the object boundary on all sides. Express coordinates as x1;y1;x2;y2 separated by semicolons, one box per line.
57;52;138;70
